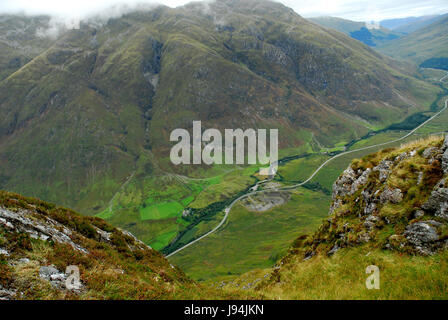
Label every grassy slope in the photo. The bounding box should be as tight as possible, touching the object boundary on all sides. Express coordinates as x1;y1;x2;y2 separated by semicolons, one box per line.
169;187;330;281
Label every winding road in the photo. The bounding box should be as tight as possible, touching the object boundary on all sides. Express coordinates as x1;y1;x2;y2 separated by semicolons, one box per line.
166;97;448;258
440;71;448;82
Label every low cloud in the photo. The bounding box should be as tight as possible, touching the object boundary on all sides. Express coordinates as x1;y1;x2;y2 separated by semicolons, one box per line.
1;0;447;27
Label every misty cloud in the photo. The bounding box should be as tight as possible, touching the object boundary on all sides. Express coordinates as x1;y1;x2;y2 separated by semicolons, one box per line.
0;0;447;24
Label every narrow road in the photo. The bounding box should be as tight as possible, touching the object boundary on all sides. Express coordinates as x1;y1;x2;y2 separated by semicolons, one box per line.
440;71;448;82
166;98;448;258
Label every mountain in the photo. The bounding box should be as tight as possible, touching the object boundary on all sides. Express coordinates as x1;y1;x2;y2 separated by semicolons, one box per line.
0;15;54;81
0;190;248;299
0;0;441;247
381;14;447;34
229;136;448;299
378;15;448;65
309;16;402;47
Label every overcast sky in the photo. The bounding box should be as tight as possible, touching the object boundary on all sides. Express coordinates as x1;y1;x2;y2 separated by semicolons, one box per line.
1;0;447;22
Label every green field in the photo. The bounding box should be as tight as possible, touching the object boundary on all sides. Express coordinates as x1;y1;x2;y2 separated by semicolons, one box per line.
169;188;331;281
139;201;184;220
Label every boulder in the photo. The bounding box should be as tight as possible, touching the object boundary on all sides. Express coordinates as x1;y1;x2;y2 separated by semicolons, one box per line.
422;183;448;220
404;220;441;255
395;152;409;162
364;214;379;229
328;199;342;215
422;147;439;159
39;265;60;280
332;166;356;199
373;160;393;182
380;187;403;204
350;168;371;195
0;285;16;300
414;210;425;218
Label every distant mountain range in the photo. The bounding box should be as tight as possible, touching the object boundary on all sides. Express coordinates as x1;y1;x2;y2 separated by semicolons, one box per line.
309;16;402;47
378;14;448;65
311;13;448;69
380;14;448;34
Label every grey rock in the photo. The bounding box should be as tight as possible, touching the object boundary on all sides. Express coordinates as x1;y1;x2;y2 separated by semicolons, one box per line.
374;160;393;182
404;221;441;255
327;244;340;256
0;285;16;300
39;265;60;280
361;189;378;216
414;210;425;218
380;187;403;204
417;172;424;185
423;147;439;159
18;258;30;264
0;248;9;256
358;232;371;243
443;149;448;173
332;166;357;199
329;199;342;215
364;215;379;229
39;265;84;291
422;186;448;220
0;207;88;254
95;227;111;242
350;168;372;195
364;202;377;216
395;152;409;162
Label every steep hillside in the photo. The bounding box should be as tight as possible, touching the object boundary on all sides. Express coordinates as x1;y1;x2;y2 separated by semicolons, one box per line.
378;15;448;65
309;16;402;47
231;136;448;299
0;0;441;247
0;190;242;300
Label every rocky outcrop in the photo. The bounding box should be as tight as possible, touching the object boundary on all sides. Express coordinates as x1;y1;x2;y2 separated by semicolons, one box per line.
374;160;393;182
0;207;88;254
404;220;443;255
442;136;448;173
331;166;372;211
0;285;16;300
39;265;83;292
422;179;448;220
332;167;357;199
321;136;448;257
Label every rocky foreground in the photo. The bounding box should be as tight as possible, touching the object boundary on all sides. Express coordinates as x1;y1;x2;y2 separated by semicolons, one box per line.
0;191;242;300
